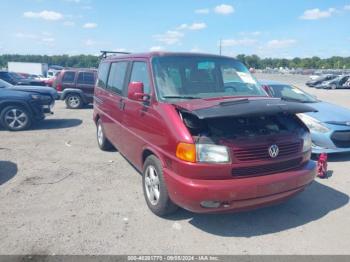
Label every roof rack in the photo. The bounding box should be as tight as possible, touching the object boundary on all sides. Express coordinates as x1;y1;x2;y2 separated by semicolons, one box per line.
100;50;131;58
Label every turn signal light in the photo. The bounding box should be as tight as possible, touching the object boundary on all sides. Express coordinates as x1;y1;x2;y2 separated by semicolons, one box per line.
176;142;196;163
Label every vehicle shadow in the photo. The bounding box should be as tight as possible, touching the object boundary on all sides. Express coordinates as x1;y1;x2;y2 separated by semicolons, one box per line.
0;161;18;185
167;181;348;237
32;119;83;130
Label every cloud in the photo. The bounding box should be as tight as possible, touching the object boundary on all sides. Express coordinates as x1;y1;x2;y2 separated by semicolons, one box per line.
83;22;97;29
14;32;38;39
42;37;55;43
177;22;207;31
149;46;164;51
214;4;235;15
221;38;258;47
266;39;297;49
195;8;210;14
190;47;202;52
63;21;75;26
240;31;262;37
14;32;55;45
299;8;335;20
345;5;350;10
84;39;96;46
23;10;63;21
153;30;184;45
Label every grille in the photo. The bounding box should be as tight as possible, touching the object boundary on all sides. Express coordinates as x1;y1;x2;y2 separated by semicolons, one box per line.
234;142;301;162
232;158;302;177
331;131;350;148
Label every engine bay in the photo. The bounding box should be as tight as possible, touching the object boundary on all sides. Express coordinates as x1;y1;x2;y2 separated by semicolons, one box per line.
180;111;306;141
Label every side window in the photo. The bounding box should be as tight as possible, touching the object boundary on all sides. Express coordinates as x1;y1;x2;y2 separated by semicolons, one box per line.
84;72;95;85
129;62;151;94
97;63;110;89
107;62;128;94
77;72;84;83
62;72;76;83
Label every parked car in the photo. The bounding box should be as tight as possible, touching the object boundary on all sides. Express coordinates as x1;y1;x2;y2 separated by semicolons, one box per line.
315;75;350;89
306;74;338;87
53;68;97;109
0;71;45;86
93;52;316;216
0;79;57;131
261;80;350;154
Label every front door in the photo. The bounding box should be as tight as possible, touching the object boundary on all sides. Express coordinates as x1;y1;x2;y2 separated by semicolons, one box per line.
121;60;154;166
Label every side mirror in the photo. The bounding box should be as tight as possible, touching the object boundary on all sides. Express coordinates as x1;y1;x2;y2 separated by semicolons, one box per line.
128;82;150;102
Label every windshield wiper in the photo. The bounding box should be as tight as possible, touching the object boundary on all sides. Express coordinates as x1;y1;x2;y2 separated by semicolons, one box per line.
162;95;201;100
280;96;306;103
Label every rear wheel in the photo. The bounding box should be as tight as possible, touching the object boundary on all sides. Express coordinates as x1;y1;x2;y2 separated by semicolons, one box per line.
96;119;113;151
65;94;82;109
142;155;178;216
0;106;32;131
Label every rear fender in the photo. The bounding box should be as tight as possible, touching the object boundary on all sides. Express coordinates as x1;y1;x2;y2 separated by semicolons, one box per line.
61;89;87;103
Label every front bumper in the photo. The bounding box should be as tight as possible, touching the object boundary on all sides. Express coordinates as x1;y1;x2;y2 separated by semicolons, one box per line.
311;125;350;154
164;160;316;213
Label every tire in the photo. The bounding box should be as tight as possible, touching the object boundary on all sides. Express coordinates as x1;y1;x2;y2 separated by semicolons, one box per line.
0;105;32;131
331;84;337;90
96;119;113;151
65;94;82;109
142;155;178;216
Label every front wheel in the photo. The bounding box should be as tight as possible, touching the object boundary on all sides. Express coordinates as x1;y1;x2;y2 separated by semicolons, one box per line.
65;94;82;109
330;84;337;90
0;106;32;131
142;155;178;216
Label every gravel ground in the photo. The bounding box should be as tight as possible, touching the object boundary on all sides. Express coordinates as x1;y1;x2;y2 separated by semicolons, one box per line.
0;74;350;255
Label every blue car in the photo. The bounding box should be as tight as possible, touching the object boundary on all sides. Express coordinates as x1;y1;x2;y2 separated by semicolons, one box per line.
261;80;350;154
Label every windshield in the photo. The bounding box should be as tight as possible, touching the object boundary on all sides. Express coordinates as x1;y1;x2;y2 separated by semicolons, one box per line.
0;79;13;88
152;55;266;100
268;84;318;103
9;72;25;80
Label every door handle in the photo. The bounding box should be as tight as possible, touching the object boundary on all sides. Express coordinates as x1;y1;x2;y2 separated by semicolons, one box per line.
119;99;125;110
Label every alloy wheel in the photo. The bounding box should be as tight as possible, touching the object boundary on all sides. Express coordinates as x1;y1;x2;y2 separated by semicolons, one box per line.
68;96;81;108
144;165;160;205
4;108;28;130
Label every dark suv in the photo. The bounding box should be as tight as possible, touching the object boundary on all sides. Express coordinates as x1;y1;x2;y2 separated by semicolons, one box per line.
53;68;97;109
0;71;45;86
93;52;317;216
0;79;57;131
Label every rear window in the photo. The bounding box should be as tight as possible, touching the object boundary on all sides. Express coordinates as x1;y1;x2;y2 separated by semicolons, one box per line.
97;63;110;89
62;72;76;83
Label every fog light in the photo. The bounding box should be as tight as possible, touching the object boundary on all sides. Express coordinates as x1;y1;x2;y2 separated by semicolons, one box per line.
200;201;221;209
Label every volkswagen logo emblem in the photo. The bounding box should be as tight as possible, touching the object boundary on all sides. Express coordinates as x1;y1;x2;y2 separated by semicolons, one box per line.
268;144;279;158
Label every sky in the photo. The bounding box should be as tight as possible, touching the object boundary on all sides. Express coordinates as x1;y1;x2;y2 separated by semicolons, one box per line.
0;0;350;58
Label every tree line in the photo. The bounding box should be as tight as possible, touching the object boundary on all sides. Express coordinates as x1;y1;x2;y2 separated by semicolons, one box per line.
1;54;350;69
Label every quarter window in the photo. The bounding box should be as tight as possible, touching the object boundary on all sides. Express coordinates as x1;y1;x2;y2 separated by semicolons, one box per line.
97;63;110;89
107;62;128;94
77;72;95;85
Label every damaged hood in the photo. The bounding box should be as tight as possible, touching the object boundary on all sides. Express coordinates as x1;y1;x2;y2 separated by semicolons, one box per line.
173;97;317;119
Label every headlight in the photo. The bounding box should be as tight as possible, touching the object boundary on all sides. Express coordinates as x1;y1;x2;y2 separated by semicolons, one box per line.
302;132;312;152
196;144;230;163
30;94;42;100
298;114;330;133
